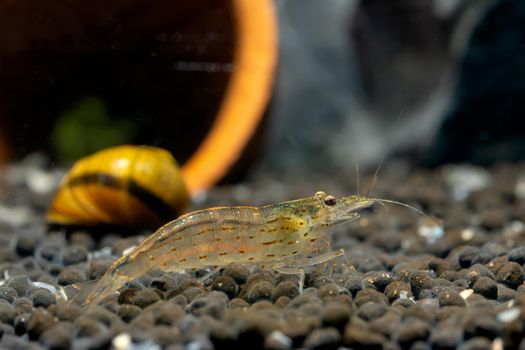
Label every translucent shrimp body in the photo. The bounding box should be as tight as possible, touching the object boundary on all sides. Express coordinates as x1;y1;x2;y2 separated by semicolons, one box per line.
76;191;373;305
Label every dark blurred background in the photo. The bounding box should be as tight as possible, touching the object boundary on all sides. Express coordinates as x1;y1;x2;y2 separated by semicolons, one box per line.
0;0;234;164
1;0;524;180
268;0;525;171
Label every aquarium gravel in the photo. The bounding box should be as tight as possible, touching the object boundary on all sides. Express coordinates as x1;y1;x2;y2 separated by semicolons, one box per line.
1;160;525;350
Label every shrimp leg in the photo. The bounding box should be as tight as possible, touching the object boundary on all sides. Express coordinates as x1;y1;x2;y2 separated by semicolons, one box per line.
296;248;345;266
270;248;345;270
266;248;346;293
273;266;305;293
198;266;223;283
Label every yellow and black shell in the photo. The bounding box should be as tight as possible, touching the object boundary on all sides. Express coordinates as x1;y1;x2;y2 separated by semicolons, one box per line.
47;145;189;228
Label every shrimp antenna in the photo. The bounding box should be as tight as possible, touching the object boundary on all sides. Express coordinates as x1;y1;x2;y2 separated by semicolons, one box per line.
364;106;405;198
367;197;441;227
355;158;361;196
365;156;384;198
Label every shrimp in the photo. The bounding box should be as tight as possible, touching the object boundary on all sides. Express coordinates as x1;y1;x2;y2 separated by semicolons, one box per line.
70;189;438;306
65;191;374;305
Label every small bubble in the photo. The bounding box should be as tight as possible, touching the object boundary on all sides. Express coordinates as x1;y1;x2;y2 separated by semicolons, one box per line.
461;228;475;241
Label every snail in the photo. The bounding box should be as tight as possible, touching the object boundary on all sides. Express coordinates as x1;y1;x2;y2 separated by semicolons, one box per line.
47;145;189;228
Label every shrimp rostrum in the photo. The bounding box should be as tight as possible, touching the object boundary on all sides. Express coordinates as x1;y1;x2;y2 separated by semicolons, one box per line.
71;191;375;305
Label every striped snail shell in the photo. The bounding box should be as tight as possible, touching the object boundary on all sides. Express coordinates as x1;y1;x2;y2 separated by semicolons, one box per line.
47;145;189;227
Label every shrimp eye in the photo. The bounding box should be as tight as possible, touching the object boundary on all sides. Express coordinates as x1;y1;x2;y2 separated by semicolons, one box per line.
323;195;337;206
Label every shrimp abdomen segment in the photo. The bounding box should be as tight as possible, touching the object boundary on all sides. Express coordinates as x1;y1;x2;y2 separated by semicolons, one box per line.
117;205;312;272
129;207;262;269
